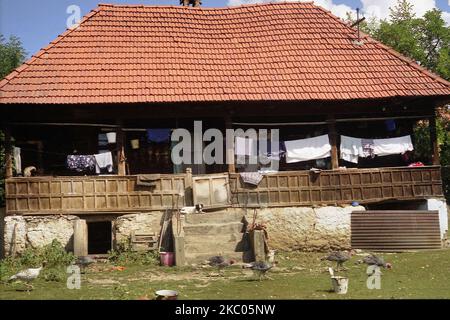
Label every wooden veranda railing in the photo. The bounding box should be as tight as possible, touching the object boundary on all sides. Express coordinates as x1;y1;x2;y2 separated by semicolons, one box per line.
5;166;444;215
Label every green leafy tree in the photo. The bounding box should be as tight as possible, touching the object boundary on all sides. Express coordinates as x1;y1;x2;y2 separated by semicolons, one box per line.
347;0;450;200
0;35;26;79
0;34;26;207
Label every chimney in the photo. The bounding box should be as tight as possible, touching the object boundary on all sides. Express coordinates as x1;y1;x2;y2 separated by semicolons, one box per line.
181;0;201;7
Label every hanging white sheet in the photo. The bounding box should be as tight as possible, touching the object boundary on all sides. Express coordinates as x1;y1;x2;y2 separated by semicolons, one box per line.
284;134;331;163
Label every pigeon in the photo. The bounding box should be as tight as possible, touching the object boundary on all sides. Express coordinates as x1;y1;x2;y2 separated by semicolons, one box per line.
206;256;235;275
362;254;392;269
242;261;275;281
321;250;354;271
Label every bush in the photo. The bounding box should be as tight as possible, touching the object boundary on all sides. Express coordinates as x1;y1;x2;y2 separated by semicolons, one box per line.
0;239;75;282
108;239;159;266
42;268;66;282
18;239;75;268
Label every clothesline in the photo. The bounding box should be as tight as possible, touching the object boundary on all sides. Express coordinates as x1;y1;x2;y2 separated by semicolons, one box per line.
234;134;414;164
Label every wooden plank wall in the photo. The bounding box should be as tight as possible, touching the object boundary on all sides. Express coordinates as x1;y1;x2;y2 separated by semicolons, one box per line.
229;166;443;207
351;210;442;251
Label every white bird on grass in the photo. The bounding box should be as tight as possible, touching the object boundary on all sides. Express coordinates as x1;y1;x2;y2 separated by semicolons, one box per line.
8;261;46;292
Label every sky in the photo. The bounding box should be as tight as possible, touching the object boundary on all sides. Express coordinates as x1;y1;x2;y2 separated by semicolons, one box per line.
1;0;449;59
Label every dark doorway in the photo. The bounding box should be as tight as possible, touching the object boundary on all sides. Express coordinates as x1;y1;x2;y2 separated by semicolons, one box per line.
87;221;112;254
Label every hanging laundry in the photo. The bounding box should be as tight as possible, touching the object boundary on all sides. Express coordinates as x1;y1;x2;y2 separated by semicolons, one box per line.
373;135;414;156
362;138;375;158
284;134;331;163
136;174;161;187
94;152;113;174
240;172;264;186
258;161;279;174
340;136;363;164
13;147;22;175
259;140;285;160
235;136;257;156
67;155;96;173
146;129;171;143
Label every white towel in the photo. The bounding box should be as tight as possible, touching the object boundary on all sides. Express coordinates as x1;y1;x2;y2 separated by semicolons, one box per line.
13;147;22;175
235;136;257;156
340;135;363;164
284;134;331;163
94;152;113;174
373;135;414;156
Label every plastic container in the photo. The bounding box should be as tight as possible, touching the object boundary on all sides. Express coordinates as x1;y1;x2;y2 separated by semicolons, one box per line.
160;252;174;266
106;132;117;144
328;267;348;294
331;276;349;294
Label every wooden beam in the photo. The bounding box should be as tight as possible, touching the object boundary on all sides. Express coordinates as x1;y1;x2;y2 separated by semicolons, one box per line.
116;126;127;176
429;115;440;165
225;115;235;173
327;117;339;170
4;128;13;179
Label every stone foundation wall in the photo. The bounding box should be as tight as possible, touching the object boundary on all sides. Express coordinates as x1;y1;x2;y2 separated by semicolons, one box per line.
2;215;79;255
115;211;164;244
232;205;366;251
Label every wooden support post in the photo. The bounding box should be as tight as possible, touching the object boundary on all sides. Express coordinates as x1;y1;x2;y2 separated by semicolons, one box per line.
73;219;88;256
172;214;186;266
4;128;13;179
327;117;339;170
225;115;235;173
116;126;126;176
252;230;267;262
185;168;193;206
429;115;440;165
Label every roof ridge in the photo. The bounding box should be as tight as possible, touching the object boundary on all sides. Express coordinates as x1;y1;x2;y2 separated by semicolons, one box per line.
313;4;450;89
96;2;315;10
0;8;102;90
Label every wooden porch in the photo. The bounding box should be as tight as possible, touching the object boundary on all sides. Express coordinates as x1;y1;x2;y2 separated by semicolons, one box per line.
4;166;444;216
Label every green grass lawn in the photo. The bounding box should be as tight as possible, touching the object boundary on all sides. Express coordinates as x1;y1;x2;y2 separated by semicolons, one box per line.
1;249;450;300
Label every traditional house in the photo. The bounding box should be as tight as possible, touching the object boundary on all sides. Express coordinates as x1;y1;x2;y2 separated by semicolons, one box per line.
1;2;449;263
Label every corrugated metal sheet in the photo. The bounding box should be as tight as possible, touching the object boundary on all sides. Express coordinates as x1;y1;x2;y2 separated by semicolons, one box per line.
351;210;441;251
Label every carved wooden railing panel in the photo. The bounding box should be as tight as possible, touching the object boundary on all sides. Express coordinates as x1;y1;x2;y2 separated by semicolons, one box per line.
229;166;443;208
5;175;187;215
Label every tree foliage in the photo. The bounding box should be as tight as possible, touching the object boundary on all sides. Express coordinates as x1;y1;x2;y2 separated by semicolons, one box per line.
0;35;26;79
0;34;26;207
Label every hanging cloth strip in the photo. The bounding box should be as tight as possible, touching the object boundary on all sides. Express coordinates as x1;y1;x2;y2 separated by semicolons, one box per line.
13;147;22;175
284;134;331;163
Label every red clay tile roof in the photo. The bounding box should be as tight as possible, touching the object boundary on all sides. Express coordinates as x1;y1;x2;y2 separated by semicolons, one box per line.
0;2;449;104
